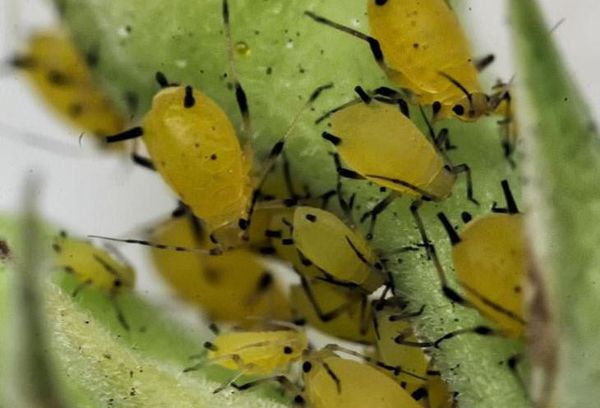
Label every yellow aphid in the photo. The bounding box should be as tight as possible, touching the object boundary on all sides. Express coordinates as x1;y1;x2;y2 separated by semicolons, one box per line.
12;31;126;138
329;100;453;200
149;215;292;324
292;206;385;292
290;280;375;344
105;0;332;247
437;180;526;338
303;349;422;408
52;232;134;294
207;329;308;375
306;1;510;122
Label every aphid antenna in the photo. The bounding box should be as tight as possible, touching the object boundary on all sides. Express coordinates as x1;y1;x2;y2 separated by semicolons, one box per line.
87;234;223;255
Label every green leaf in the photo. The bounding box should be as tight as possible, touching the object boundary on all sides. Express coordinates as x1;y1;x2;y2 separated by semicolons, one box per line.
0;210;288;408
510;0;600;407
48;0;531;406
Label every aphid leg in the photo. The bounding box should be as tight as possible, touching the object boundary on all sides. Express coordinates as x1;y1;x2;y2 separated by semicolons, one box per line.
282;151;299;200
474;54;495;72
360;192;396;240
105;126;144;144
230;375;301;397
304;11;408;86
495;90;516;166
71;278;92;297
111;295;130;331
491;179;519;214
393;327;434;348
506;353;532;402
222;0;251;137
322;343;427;382
448;163;479;205
433;325;502;348
297;275;357;322
241;84;333;235
214;370;249;394
130;152;156;171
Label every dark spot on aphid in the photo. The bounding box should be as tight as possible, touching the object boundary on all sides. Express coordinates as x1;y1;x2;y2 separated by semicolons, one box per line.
85;47;99;67
379;187;387;193
294;395;305;405
68;103;84;117
47;70;70;86
302;361;312;373
282;238;294;246
305;214;317;222
266;67;273;75
375;0;388;5
461;211;472;223
283;346;293;354
183;85;195;108
103;353;112;359
210;154;217;160
432;101;442;115
52;243;61;253
514;285;522;293
413;43;420;49
125;25;132;33
209;234;218;244
452;104;465;116
0;240;10;260
113;279;123;288
257;272;274;291
204;267;220;283
204;341;218;351
238;218;249;230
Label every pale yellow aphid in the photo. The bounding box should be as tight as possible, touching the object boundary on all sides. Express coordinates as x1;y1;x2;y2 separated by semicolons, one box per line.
52;231;134;329
12;31;126;138
149;214;292;325
52;231;134;294
206;329;308;375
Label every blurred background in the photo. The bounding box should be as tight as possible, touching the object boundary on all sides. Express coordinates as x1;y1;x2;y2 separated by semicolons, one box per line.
0;0;598;309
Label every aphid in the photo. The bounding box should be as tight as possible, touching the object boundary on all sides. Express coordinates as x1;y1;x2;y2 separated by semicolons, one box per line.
149;212;293;325
304;1;509;122
302;349;422;408
189;324;424;406
321;88;476;239
436;180;526;339
9;30;126;141
104;0;332;248
51;231;134;329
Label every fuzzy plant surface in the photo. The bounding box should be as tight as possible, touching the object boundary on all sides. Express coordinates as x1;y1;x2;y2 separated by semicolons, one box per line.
0;0;597;407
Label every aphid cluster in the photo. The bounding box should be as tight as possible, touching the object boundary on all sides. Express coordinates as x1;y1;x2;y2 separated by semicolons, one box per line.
9;0;527;406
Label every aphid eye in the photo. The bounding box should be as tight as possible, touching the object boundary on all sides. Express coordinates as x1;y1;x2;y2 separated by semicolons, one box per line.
452;104;465;116
305;214;317;222
302;361;313;373
114;279;122;287
374;0;388;5
294;395;306;405
283;346;293;354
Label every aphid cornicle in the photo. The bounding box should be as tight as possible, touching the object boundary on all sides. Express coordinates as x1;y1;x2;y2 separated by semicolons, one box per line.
305;0;510;123
149;212;293;325
105;0;332;248
436;180;526;339
10;31;126;139
52;231;134;329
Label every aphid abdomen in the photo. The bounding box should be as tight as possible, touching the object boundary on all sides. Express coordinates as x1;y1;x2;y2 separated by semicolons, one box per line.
143;86;251;230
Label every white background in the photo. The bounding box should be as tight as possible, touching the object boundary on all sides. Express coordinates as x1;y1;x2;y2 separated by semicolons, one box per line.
0;0;598;306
